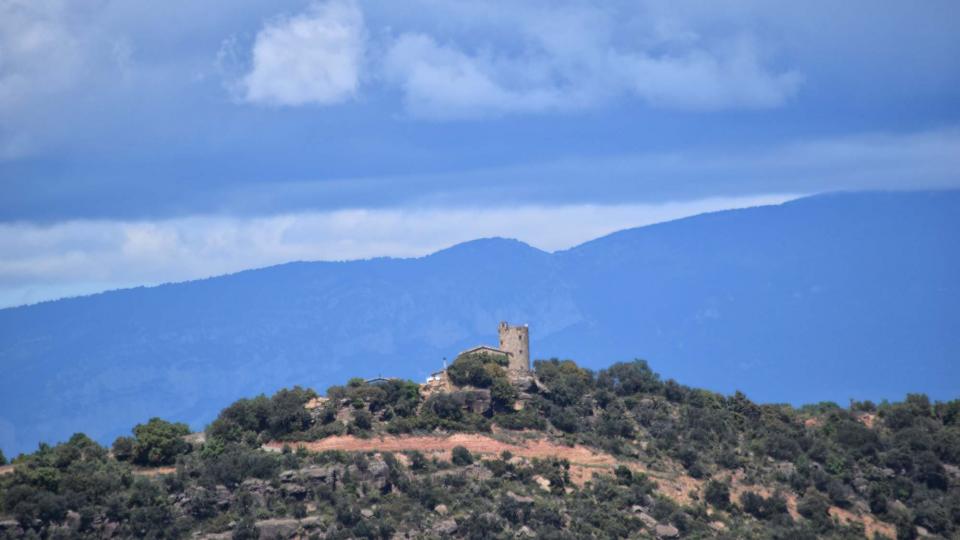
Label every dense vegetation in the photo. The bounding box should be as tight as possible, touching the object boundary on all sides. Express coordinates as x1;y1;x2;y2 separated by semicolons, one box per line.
1;356;958;539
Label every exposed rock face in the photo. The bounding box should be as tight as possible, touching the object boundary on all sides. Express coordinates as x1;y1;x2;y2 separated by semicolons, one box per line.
637;512;658;528
255;517;321;538
0;520;22;538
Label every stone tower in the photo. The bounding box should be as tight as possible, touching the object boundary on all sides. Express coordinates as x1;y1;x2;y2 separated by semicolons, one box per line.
498;321;530;373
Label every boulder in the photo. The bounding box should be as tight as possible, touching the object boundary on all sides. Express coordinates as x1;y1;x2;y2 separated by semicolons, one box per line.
0;520;22;537
506;491;534;504
434;504;449;515
432;519;458;535
655;523;680;538
638;512;657;528
255;516;320;538
281;482;308;499
516;525;536;537
709;521;727;531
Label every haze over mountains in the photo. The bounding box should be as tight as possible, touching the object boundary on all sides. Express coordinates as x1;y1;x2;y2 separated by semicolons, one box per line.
1;190;957;455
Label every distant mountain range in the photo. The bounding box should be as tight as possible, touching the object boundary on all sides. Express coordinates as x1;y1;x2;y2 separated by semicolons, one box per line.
1;190;958;455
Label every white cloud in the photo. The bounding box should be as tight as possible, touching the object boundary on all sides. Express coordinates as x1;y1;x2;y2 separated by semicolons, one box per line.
234;0;800;116
378;2;801;118
0;194;796;308
623;37;802;110
382;33;570;118
0;0;89;157
240;0;365;106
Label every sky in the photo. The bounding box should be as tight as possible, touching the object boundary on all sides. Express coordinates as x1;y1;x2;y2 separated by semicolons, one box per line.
1;0;959;308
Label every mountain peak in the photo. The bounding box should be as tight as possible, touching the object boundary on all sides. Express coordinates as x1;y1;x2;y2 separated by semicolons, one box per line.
428;237;547;259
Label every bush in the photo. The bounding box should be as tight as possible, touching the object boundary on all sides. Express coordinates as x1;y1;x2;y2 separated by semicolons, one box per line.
0;447;6;465
740;491;789;521
130;417;191;466
597;360;661;396
491;377;518;411
704;480;731;510
764;432;802;461
352;409;373;430
452;445;474;466
425;393;465;421
548;406;580;433
448;353;506;388
207;387;316;444
797;491;830;523
536;359;595;407
112;436;136;462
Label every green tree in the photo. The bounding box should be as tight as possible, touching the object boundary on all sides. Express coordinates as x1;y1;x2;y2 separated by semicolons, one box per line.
112;436;135;462
353;409;373;430
704;480;731;510
0;447;6;465
597;360;661;396
452;445;474;466
447;353;503;388
232;515;259;540
131;417;191;466
490;377;518;411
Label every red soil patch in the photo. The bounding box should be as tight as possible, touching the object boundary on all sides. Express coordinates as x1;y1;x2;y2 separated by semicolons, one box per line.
132;466;176;477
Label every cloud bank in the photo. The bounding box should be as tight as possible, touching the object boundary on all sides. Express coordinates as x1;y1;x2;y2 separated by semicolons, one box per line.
233;0;801;117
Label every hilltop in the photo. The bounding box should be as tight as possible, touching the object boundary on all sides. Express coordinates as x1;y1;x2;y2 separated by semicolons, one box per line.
1;355;958;539
1;190;959;455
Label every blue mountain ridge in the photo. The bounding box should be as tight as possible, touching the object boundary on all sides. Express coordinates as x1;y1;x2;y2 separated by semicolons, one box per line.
1;190;957;455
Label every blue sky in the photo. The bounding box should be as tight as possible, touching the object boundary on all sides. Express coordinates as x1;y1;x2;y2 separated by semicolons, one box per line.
1;0;959;307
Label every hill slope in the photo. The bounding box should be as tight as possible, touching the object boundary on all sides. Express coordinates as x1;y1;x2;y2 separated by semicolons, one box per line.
1;190;958;454
2;356;958;539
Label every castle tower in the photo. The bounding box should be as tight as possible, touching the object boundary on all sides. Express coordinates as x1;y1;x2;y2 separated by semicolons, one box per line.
498;321;530;373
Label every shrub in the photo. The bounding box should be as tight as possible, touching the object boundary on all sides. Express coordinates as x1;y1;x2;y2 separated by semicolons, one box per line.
740;491;789;520
704;480;731;510
425;393;465;421
130;417;191;466
448;353;506;388
352;409;372;430
548;406;580;433
491;377;518;411
797;491;831;523
233;516;259;540
452;445;474;466
597;360;661;396
764;432;802;461
537;359;595;407
111;436;136;462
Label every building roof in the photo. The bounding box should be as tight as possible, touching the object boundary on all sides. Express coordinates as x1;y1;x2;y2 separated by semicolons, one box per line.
459;345;513;357
365;377;397;386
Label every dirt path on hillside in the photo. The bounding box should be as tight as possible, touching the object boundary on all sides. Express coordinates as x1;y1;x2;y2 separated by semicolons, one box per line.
268;433;614;466
0;465;13;476
265;433;618;486
265;433;705;500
